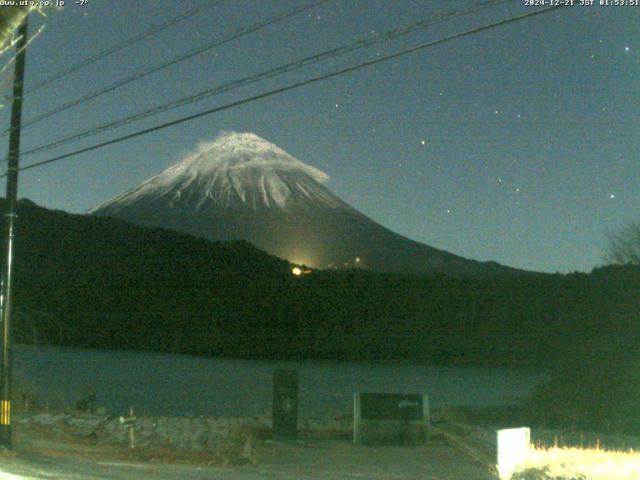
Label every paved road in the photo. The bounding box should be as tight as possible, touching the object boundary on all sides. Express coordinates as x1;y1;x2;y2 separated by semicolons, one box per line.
0;439;495;480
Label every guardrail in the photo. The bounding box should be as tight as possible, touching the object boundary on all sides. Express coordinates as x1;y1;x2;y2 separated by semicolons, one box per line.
437;421;532;479
436;421;496;469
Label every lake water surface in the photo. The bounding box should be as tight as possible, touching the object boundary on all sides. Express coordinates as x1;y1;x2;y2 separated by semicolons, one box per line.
13;344;548;418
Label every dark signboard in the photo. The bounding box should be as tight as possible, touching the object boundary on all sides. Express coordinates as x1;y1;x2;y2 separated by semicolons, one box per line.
272;369;298;439
360;393;423;420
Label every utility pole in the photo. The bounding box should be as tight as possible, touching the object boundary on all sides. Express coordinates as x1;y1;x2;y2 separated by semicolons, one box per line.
0;14;28;449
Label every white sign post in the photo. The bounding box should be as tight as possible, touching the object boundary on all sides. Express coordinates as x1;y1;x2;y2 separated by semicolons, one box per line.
496;427;530;479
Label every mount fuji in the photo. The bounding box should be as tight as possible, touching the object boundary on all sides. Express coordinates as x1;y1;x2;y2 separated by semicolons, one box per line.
89;132;525;277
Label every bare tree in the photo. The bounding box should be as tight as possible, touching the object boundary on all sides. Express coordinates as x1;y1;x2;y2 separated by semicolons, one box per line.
604;223;640;266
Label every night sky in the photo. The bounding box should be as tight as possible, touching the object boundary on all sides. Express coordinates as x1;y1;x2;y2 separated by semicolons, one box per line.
0;0;637;273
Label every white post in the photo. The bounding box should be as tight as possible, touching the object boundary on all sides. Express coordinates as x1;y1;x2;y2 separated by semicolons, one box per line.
496;427;530;480
422;394;430;440
128;406;135;450
353;393;361;445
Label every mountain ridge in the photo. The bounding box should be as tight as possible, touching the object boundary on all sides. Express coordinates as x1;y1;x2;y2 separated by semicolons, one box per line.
3;197;638;372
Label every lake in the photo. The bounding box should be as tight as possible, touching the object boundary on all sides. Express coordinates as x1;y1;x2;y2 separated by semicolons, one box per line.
13;344;548;418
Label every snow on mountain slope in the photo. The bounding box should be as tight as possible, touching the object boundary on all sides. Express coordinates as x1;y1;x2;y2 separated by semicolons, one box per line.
90;132;527;277
90;132;342;214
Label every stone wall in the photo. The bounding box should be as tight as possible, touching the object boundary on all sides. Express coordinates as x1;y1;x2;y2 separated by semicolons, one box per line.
17;412;353;452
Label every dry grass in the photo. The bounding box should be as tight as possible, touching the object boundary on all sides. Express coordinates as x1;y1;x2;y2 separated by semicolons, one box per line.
514;445;640;480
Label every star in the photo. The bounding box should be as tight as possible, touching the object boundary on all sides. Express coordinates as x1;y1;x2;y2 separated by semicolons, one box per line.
420;140;426;145
624;46;630;52
609;194;615;199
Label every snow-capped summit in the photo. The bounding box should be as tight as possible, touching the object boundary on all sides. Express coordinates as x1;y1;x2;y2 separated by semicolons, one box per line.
91;132;341;213
90;132;526;277
177;132;329;184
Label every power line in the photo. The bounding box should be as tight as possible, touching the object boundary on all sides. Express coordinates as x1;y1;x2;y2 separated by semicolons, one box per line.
25;0;227;94
10;4;565;177
22;0;511;158
4;0;329;137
